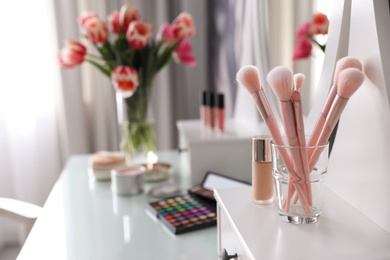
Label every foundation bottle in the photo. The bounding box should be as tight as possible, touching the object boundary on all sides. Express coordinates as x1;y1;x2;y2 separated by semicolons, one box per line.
252;135;274;205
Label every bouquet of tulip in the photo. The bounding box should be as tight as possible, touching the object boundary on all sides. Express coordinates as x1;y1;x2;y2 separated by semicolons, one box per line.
293;13;329;62
58;5;196;158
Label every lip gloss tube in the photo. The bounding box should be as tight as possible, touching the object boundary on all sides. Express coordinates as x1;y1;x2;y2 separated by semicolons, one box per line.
200;91;208;128
216;93;225;132
207;91;215;130
252;135;274;205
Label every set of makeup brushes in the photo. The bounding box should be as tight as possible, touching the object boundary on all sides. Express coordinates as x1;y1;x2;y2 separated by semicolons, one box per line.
237;57;365;213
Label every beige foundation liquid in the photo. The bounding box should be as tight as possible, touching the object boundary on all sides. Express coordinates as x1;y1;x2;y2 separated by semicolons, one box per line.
252;136;274;205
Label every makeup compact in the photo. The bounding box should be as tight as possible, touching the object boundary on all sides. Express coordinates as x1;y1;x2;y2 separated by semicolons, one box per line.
89;151;126;181
147;171;250;234
111;165;146;196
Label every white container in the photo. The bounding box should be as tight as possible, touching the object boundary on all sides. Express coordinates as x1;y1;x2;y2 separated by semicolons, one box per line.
177;119;268;184
111;166;146;196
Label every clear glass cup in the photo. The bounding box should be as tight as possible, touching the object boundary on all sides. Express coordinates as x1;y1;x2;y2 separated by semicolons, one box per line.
271;138;329;224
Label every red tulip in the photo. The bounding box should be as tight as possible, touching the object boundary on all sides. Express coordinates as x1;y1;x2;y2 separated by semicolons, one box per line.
310;13;329;35
293;37;312;62
111;66;139;98
171;12;195;40
108;11;120;34
119;5;140;34
174;40;196;67
82;16;108;44
58;40;87;68
126;21;153;49
78;11;98;27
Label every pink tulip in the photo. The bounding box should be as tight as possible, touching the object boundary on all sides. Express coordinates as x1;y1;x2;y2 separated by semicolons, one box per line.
174;40;196;67
157;23;174;41
108;11;120;34
111;66;139;98
293;37;312;62
82;16;108;44
310;13;329;35
126;21;153;49
171;12;195;40
58;40;87;68
119;5;140;34
295;22;311;37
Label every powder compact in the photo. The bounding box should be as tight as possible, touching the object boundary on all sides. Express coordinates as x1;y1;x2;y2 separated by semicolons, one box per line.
89;151;126;181
147;171;250;234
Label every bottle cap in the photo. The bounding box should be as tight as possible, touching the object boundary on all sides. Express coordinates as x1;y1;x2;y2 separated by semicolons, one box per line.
200;91;207;106
207;91;215;107
217;93;224;109
252;135;272;163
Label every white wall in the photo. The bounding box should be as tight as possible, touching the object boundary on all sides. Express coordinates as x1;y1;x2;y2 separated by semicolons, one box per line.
327;0;390;234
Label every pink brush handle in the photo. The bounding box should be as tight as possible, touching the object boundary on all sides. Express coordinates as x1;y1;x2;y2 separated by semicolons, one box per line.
279;100;310;214
309;96;348;171
307;113;325;160
293;95;312;206
307;85;337;148
252;91;310;212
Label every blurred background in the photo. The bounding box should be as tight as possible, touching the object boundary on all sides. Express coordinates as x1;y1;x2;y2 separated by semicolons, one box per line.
0;0;330;257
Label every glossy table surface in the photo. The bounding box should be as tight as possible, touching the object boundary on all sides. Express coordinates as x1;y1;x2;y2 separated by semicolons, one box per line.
17;151;218;260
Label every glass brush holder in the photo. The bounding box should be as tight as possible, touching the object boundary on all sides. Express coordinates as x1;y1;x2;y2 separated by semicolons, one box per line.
271;138;329;224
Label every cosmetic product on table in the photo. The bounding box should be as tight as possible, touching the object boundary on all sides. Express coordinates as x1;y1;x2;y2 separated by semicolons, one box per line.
89;151;126;181
200;90;208;129
216;93;225;132
252;135;274;205
207;91;216;130
148;172;250;234
111;165;146;196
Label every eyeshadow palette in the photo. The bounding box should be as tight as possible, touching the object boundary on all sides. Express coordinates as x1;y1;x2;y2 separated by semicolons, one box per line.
188;185;215;202
148;194;217;234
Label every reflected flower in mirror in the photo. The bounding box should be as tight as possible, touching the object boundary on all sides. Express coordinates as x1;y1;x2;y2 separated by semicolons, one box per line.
293;13;329;62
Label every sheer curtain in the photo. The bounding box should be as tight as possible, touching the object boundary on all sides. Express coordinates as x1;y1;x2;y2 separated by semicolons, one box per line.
0;0;62;247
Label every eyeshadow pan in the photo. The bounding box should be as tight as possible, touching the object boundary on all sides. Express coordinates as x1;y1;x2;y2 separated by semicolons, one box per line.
147;194;217;235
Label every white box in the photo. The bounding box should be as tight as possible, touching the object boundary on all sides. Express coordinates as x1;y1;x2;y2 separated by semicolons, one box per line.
176;119;267;184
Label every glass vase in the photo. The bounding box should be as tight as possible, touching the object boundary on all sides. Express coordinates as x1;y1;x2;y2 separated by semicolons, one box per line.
120;84;156;160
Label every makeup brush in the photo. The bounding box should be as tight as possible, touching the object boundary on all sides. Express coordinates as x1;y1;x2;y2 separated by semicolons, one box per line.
267;66;310;213
237;65;309;212
309;68;364;170
307;57;363;148
293;73;305;93
292;90;312;205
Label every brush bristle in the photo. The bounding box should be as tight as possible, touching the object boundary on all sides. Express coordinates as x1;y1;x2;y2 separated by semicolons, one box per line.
236;65;261;94
293;73;305;90
333;57;363;85
337;68;364;99
267;66;293;101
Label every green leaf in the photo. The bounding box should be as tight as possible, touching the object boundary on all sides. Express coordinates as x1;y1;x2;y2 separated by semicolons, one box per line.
85;59;112;77
155;40;180;71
